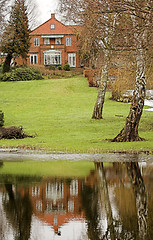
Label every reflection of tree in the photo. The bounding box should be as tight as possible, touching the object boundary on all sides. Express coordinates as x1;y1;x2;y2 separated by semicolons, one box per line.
95;162;115;240
83;162;148;240
3;183;33;240
81;181;101;240
81;163;115;240
126;162;148;240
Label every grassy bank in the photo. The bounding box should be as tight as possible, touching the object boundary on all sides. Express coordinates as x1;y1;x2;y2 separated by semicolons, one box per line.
0;76;152;153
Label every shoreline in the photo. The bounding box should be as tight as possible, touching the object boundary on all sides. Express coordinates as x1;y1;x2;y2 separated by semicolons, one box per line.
0;147;153;155
0;148;153;163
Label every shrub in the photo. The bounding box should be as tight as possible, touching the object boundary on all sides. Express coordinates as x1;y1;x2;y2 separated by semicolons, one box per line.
0;126;34;139
49;65;56;70
0;73;4;81
1;72;12;81
0;67;43;81
63;64;70;71
0;110;4;127
57;65;62;70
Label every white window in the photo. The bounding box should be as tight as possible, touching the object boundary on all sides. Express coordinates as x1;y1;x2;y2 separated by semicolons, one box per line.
53;217;58;225
46;182;63;201
68;53;76;67
34;38;39;46
68;200;74;212
55;38;61;45
32;186;40;197
46;203;53;213
66;37;71;46
50;24;55;30
30;54;38;64
36;200;42;212
44;51;61;65
44;38;50;45
70;180;78;196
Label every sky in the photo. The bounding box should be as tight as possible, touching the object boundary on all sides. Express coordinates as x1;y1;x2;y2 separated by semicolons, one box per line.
37;0;60;24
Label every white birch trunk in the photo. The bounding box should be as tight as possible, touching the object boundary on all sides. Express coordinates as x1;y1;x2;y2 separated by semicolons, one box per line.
112;8;147;142
92;49;110;119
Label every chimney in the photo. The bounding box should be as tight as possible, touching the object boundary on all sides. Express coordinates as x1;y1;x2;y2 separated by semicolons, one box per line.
51;13;55;19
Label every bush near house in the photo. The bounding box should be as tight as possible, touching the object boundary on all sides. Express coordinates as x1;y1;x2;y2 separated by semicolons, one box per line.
0;67;43;81
57;65;62;70
63;64;70;71
49;65;56;70
28;64;81;79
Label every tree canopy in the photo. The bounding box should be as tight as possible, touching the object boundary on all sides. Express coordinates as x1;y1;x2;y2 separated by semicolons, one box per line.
1;0;31;73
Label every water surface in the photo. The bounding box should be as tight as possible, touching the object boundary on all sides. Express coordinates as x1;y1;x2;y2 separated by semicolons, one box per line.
0;156;153;240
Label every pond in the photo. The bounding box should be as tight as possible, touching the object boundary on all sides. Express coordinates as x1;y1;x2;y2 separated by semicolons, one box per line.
0;153;153;240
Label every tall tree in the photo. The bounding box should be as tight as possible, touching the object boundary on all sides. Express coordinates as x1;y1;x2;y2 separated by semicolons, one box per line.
112;0;152;142
1;0;31;73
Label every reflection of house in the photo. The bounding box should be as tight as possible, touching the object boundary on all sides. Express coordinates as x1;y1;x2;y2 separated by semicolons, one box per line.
29;178;84;233
17;14;81;68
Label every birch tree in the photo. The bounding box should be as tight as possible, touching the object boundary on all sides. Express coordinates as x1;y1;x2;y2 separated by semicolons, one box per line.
112;0;152;142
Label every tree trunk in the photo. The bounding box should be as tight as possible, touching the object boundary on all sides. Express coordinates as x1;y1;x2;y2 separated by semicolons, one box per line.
112;48;146;142
126;162;148;240
2;53;12;73
92;50;109;119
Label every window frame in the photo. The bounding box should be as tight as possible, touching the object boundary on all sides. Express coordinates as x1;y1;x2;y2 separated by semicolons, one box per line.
66;37;71;46
68;53;76;67
34;38;39;46
44;38;50;45
30;54;38;64
44;51;61;66
50;24;55;30
55;38;61;45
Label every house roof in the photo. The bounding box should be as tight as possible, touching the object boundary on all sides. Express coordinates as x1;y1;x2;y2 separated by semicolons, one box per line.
36;212;85;233
30;14;81;36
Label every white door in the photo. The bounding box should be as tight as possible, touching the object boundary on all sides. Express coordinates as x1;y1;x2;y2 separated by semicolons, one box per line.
68;53;76;67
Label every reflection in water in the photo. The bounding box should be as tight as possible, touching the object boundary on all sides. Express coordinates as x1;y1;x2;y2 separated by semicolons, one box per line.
126;162;147;240
0;161;153;239
96;162;115;240
93;162;148;240
4;184;32;240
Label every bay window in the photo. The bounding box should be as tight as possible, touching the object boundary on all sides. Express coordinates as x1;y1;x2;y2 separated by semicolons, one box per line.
44;50;61;65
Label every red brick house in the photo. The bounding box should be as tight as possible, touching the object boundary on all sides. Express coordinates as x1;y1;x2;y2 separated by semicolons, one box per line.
25;13;81;68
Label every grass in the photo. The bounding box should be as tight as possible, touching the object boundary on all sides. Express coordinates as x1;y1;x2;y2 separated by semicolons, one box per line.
0;75;152;153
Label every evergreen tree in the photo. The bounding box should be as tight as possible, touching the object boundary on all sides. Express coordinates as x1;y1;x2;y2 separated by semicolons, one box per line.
1;0;31;73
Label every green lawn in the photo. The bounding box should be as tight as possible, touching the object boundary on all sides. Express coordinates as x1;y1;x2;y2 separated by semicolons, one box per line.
0;76;152;153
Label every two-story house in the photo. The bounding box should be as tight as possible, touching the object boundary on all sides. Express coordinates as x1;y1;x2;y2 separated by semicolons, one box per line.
26;13;81;68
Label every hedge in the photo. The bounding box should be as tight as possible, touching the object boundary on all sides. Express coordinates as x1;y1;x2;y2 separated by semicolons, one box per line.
0;67;43;81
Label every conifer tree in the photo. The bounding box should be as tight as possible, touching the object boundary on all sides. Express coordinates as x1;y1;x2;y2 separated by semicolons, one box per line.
1;0;30;73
